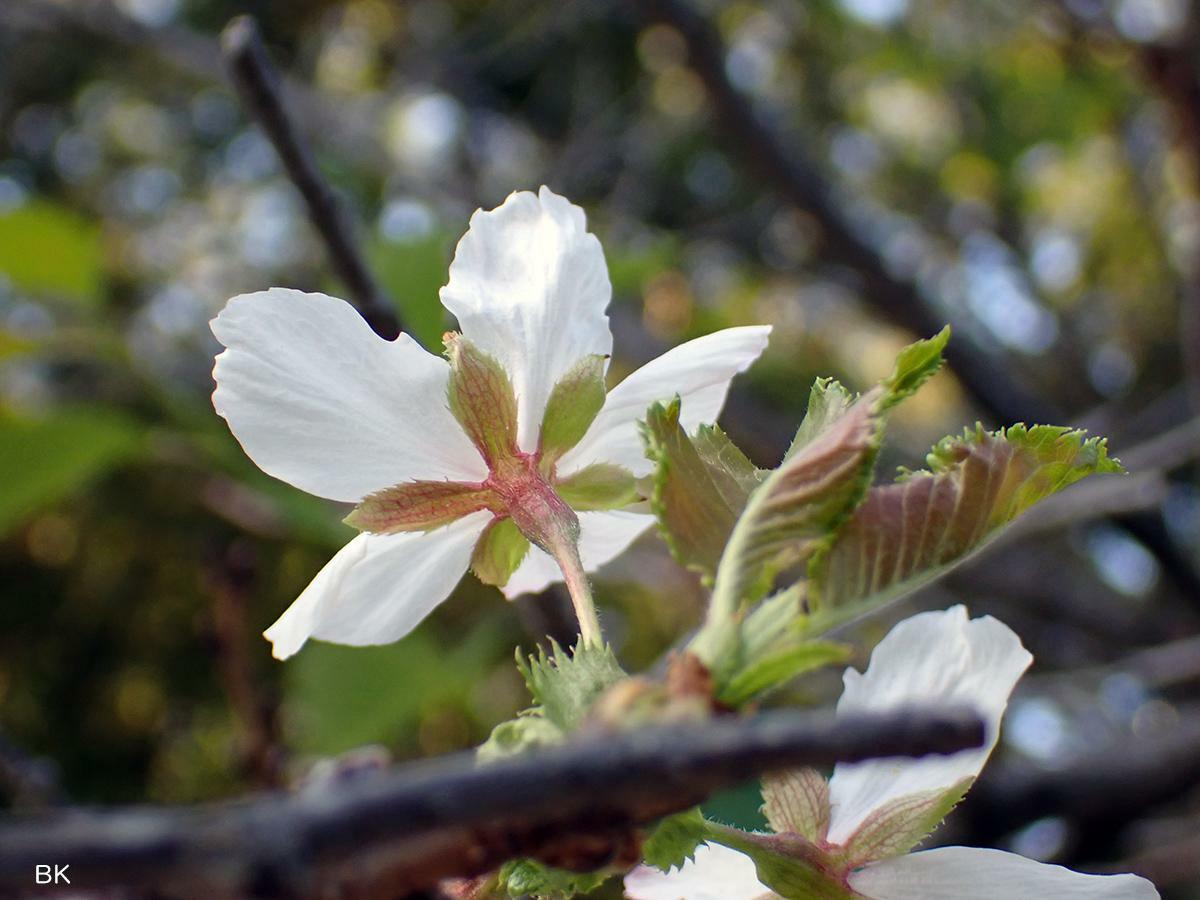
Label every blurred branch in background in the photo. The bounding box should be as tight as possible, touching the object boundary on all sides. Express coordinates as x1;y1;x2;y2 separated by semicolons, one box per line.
220;16;399;339
208;540;284;789
636;0;1200;610
0;708;983;897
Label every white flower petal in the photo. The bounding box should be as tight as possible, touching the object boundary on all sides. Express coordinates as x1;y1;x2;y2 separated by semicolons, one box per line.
849;847;1159;899
500;509;654;598
212;288;486;502
826;606;1032;844
557;326;771;478
264;511;490;659
440;187;613;451
624;843;776;900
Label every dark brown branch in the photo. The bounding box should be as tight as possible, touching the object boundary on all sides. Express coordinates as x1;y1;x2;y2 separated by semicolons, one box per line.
0;708;983;898
219;16;400;339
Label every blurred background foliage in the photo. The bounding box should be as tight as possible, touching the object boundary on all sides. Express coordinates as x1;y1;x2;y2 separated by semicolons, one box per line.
2;0;1200;893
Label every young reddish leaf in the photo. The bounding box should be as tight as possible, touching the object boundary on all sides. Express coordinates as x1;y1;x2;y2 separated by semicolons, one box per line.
808;424;1123;620
444;332;519;466
470;516;530;586
344;480;497;533
640;398;764;583
762;768;832;843
555;462;638;511
539;353;608;464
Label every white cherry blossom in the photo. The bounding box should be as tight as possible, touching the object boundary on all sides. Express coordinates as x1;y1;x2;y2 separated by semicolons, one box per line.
624;606;1158;899
211;187;770;659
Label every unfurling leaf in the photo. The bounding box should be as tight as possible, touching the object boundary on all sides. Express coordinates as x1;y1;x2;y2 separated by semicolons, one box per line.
762;769;831;843
555;462;639;511
444;332;519;465
641;398;764;582
344;480;495;533
642;808;709;870
783;377;854;462
539;353;608;464
470;516;529;585
808;423;1123;622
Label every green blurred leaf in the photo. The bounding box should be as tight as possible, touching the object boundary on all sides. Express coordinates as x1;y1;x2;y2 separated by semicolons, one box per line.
367;232;451;348
0;201;104;305
287;621;503;754
0;408;144;536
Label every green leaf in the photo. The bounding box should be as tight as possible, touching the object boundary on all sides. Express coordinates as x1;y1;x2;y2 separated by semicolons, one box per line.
445;333;519;465
761;769;830;843
808;423;1123;622
641;398;765;583
642;808;708;870
0;200;104;305
719;640;850;707
470;516;530;587
517;640;628;731
367;231;451;348
555;462;639;511
0;408;144;536
540;354;608;464
499;858;609;899
344;480;495;533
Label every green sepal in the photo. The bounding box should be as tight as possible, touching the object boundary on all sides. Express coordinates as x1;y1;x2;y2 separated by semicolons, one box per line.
555;462;639;511
344;480;495;533
642;808;708;871
445;332;519;465
470;516;530;586
539;353;608;465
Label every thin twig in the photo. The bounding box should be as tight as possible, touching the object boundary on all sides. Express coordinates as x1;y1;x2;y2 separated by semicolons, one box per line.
0;708;983;898
219;16;400;339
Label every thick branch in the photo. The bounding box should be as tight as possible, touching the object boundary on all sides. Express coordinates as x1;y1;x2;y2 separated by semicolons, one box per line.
219;16;399;339
0;708;982;898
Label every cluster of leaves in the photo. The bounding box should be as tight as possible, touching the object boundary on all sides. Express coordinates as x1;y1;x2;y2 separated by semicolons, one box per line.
489;329;1120;897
